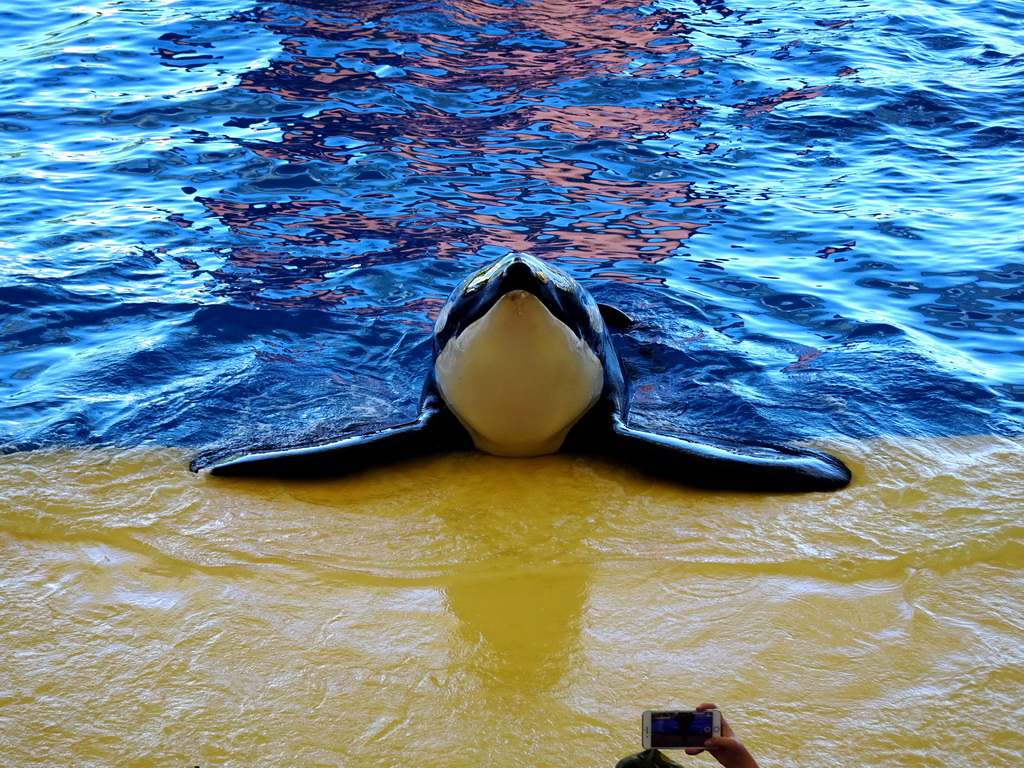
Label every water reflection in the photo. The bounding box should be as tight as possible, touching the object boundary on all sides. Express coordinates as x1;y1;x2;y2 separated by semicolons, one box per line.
444;566;588;692
2;0;1023;452
154;0;720;307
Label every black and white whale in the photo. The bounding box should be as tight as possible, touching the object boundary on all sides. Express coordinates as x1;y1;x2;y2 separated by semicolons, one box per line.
193;253;851;491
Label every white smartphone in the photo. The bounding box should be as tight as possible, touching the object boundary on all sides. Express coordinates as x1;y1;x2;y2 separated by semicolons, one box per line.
642;709;722;750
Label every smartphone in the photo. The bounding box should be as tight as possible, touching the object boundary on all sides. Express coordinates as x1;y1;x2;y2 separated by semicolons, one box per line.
642;709;722;750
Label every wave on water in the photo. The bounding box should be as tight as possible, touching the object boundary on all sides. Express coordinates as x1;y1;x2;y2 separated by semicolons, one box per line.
0;0;1022;454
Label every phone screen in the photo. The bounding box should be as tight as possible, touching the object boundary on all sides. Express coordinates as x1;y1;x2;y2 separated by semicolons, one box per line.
648;711;717;749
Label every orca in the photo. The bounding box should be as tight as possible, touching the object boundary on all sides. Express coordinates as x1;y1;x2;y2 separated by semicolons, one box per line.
193;253;851;492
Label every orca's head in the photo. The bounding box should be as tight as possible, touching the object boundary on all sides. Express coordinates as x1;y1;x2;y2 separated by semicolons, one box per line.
433;253;608;357
431;253;622;457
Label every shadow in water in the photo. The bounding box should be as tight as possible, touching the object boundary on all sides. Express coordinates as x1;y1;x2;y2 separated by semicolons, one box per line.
443;564;591;693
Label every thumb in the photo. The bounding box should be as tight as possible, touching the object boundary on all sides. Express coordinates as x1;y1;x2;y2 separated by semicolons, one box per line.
702;736;744;751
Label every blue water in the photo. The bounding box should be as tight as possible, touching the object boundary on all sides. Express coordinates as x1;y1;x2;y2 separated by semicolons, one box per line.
1;0;1022;455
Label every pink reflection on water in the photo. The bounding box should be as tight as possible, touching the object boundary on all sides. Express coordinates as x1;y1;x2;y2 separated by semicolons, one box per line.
183;0;726;307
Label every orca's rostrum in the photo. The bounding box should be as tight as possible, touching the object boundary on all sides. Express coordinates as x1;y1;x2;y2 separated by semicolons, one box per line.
194;253;851;492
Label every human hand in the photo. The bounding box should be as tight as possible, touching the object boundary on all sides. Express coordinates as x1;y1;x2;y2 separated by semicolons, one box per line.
682;703;759;768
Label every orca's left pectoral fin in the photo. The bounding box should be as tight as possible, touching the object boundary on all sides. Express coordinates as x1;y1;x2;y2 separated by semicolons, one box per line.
191;414;455;479
605;423;852;492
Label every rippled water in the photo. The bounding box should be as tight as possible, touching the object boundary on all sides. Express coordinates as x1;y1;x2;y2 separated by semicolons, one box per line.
3;439;1023;766
1;0;1022;450
1;1;1022;766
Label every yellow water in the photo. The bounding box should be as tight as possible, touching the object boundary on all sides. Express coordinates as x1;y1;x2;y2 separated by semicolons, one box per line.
2;437;1022;767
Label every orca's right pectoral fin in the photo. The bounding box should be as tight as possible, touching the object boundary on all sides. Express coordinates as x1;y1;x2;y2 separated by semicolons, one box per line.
191;412;459;479
605;422;852;493
598;303;634;330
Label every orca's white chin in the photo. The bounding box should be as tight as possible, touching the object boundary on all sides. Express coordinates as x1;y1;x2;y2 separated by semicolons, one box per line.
434;290;604;457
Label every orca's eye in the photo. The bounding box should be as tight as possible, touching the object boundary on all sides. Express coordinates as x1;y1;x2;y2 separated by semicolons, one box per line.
521;253;577;294
545;267;576;294
463;259;506;295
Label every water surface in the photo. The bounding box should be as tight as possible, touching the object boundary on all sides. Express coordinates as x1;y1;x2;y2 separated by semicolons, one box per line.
1;0;1022;765
3;438;1023;767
